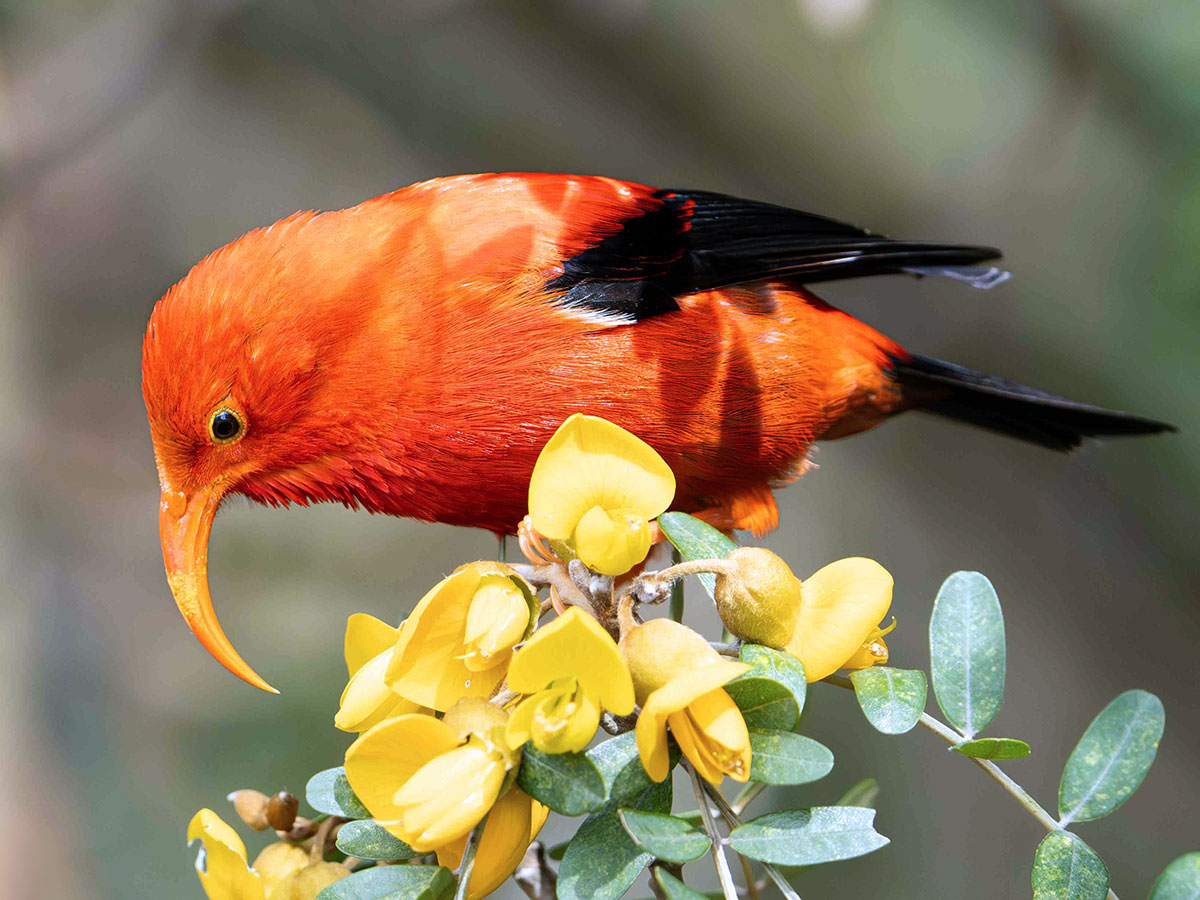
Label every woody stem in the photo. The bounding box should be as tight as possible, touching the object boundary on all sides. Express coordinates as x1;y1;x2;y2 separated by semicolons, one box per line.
685;762;740;900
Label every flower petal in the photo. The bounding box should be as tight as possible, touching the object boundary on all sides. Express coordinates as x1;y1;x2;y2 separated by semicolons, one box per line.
528;414;675;539
678;688;750;784
507;607;634;715
668;709;725;785
462;576;530;672
573;506;653;575
268;862;349;900
787;557;893;682
336;648;421;733
386;565;507;711
392;740;507;850
344;714;461;838
344;613;399;677
464;788;549;900
187;809;264;900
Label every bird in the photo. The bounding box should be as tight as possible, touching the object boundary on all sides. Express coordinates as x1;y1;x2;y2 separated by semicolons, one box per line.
142;173;1173;691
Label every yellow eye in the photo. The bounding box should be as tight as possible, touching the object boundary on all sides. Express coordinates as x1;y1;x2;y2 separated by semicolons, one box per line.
209;408;244;444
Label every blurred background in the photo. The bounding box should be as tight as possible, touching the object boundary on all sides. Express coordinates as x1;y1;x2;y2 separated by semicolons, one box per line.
2;1;1197;897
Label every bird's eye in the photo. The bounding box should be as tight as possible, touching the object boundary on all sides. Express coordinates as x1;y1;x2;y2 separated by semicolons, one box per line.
209;408;244;444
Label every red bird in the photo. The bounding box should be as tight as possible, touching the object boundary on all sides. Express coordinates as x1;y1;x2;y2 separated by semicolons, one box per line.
142;173;1171;691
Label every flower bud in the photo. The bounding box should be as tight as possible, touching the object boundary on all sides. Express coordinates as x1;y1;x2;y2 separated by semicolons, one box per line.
619;619;720;705
714;547;802;648
267;791;299;832
228;789;271;831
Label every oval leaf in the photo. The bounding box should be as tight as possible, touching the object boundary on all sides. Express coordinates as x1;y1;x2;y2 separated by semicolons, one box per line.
1149;852;1200;900
517;745;606;816
728;806;889;866
335;819;420;861
748;730;834;785
306;766;370;819
725;644;807;731
557;779;672;900
314;865;454;900
652;868;713;900
1058;689;1164;824
929;571;1006;737
850;667;927;734
657;512;737;599
587;731;675;808
618;809;711;863
1031;832;1109;900
953;737;1031;760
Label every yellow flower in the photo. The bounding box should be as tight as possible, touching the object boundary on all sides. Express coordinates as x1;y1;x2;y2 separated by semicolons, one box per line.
528;413;675;575
344;698;519;852
385;563;537;711
186;810;347;900
335;613;421;732
621;619;752;784
434;786;549;900
714;547;803;647
784;557;894;682
505;607;635;754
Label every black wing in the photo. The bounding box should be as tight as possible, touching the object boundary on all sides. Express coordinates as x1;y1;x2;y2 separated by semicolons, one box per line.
547;188;1007;323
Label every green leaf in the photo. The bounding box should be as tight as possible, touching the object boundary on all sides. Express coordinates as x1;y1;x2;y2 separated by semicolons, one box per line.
725;644;807;731
546;841;568;861
1149;852;1200;900
929;571;1006;737
850;667;927;734
557;780;673;900
657;512;737;598
334;819;420;860
728;806;889;865
652;868;713;900
314;865;455;900
1031;831;1109;900
748;730;834;785
517;744;606;816
587;731;670;807
618;809;711;863
306;767;370;819
952;737;1031;760
835;778;879;808
1058;689;1164;824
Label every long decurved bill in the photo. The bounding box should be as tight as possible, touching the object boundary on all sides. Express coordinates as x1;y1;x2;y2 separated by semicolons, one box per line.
159;484;278;693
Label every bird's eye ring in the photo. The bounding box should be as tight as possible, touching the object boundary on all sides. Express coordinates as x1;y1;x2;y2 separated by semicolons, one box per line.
209;408;245;444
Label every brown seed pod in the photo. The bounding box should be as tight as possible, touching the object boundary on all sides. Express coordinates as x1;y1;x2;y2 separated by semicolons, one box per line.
229;789;272;831
267;791;300;832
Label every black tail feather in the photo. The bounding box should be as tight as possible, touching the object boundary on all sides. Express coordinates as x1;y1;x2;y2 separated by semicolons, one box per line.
892;354;1175;451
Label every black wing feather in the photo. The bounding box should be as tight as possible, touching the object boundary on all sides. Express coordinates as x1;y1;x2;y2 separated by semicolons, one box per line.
547;188;1004;322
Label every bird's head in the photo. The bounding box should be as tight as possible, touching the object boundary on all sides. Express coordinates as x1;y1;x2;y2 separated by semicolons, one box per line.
142;211;391;692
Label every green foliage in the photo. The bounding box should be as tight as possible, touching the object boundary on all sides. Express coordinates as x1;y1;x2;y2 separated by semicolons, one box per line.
1058;689;1164;824
929;571;1006;737
617;809;711;862
334;820;420;860
850;666;927;734
314;865;455;900
725;644;807;731
657;512;737;599
516;744;606;815
728;806;889;865
952;737;1031;760
747;730;834;785
1031;832;1109;900
651;868;712;900
556;732;675;900
306;766;370;819
1149;852;1200;900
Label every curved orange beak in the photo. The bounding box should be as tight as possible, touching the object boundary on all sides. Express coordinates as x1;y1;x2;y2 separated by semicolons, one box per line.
159;483;278;693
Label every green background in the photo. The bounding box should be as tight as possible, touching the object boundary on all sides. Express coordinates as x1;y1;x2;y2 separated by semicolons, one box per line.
2;1;1196;897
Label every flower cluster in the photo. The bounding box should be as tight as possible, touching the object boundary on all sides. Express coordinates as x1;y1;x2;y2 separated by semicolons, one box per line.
187;412;899;900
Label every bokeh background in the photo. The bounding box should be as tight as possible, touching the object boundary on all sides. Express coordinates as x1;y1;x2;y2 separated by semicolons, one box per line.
2;1;1197;897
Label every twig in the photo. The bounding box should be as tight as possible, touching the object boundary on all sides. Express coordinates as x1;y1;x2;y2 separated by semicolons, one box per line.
686;762;739;900
821;674;1120;900
701;784;802;900
453;816;486;900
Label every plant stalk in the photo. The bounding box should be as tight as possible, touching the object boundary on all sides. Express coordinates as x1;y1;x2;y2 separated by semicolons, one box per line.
685;762;740;900
700;782;802;900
